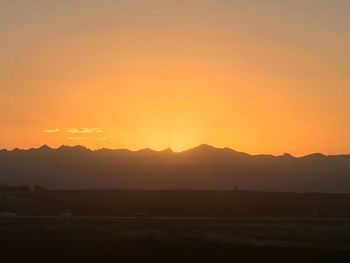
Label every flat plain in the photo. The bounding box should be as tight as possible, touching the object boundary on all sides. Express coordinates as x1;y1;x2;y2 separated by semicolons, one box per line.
2;190;350;262
1;217;350;262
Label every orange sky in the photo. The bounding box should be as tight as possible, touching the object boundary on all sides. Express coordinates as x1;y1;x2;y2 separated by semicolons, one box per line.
1;1;350;155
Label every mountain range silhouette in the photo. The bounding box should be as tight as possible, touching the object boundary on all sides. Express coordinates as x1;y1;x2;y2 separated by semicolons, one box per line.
1;144;350;192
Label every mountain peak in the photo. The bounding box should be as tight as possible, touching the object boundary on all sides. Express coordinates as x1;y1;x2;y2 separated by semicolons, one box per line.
13;148;22;152
37;145;52;151
137;148;156;154
1;145;350;192
303;153;326;159
57;145;89;152
189;144;217;151
162;148;174;154
184;145;249;157
281;153;294;158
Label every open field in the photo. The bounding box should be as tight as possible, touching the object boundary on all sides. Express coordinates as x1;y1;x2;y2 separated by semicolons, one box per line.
2;190;350;261
1;217;350;262
3;190;350;218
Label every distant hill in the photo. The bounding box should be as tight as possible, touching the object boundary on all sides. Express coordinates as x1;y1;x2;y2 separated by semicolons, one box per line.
1;144;350;192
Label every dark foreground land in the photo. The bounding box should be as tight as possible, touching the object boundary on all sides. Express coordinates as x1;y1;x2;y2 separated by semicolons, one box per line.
1;217;350;262
2;190;350;262
3;190;350;217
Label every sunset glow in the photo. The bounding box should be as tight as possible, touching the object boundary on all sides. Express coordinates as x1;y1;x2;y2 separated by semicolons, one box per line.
1;1;349;155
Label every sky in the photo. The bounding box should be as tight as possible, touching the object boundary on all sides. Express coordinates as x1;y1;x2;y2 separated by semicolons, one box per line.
1;0;349;155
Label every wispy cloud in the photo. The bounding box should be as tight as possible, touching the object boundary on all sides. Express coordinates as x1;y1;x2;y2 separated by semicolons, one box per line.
66;128;103;134
44;129;60;134
67;136;88;140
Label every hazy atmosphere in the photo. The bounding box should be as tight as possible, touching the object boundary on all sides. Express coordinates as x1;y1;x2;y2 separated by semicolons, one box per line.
1;0;350;155
2;2;350;262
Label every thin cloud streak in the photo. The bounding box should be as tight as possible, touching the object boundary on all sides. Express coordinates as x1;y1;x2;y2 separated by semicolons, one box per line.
66;128;103;134
67;137;88;140
44;129;60;134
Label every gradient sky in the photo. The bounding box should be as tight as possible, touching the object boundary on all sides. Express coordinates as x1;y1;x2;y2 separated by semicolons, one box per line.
1;0;349;155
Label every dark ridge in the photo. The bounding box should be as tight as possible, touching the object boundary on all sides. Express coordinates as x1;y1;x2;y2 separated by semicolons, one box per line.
57;145;90;152
302;153;326;159
281;153;294;158
0;144;350;192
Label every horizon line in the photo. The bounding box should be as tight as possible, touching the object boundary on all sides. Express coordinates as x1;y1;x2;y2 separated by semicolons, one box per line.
1;144;350;158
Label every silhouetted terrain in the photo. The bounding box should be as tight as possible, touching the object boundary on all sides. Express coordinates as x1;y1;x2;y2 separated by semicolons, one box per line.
1;189;350;218
2;189;350;262
1;144;350;192
2;217;350;262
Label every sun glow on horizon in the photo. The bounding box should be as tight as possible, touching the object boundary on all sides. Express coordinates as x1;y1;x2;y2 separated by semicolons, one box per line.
1;1;350;156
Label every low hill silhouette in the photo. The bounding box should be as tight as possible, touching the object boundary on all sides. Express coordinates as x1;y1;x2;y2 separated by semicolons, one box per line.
1;145;350;192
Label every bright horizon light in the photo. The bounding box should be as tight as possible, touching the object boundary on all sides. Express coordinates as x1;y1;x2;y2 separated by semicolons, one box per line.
1;1;350;156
